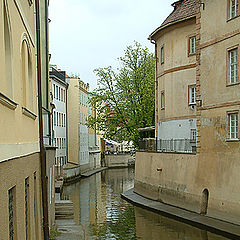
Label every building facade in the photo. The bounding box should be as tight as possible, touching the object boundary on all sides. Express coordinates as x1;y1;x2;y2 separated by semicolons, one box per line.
0;0;43;239
50;65;68;172
135;0;240;225
66;77;90;174
196;0;240;223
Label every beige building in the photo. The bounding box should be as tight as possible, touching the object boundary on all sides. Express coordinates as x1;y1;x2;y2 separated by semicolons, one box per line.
135;0;240;226
0;0;43;239
66;77;90;176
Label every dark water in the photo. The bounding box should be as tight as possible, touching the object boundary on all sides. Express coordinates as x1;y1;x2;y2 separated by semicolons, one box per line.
62;168;230;240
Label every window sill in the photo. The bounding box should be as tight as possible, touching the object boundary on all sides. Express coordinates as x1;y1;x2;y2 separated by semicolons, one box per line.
0;92;18;110
226;139;239;142
226;82;240;87
188;53;196;57
22;107;37;120
227;15;240;22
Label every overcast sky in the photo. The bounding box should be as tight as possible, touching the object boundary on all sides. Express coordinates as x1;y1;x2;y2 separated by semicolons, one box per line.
49;0;173;90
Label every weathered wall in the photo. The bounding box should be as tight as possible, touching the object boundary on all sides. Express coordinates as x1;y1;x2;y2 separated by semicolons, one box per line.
0;153;42;240
154;19;196;124
134;151;200;212
197;0;240;225
135;149;240;225
105;154;133;168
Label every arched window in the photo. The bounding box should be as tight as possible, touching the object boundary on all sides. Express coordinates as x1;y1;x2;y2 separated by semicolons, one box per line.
3;0;13;98
21;37;33;111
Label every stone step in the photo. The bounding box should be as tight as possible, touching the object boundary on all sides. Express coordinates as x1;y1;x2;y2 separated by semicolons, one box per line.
55;200;74;220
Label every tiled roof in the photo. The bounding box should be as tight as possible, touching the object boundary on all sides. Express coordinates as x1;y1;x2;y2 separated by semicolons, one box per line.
149;0;197;39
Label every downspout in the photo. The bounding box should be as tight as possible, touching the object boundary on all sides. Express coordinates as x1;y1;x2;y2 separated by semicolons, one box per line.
149;38;158;150
35;0;50;239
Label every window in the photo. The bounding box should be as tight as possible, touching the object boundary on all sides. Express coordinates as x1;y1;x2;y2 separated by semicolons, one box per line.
56;86;58;100
54;111;56;126
25;178;30;240
228;113;238;139
229;48;238;84
53;84;55;99
61;89;63;101
189;36;196;55
161;46;164;64
8;187;16;240
56;112;58;126
230;0;239;18
59;87;61;101
63;89;65;102
190;129;197;142
189;85;196;105
161;91;165;109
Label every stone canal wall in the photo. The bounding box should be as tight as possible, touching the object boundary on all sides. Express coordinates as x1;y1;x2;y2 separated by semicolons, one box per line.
134;151;240;225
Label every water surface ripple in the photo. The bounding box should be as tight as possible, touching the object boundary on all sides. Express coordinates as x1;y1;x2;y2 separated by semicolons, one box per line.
62;168;230;240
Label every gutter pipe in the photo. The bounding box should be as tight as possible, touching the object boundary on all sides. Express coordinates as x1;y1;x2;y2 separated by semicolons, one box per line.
35;0;50;239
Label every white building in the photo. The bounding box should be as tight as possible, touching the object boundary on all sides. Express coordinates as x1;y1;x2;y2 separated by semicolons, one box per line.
50;65;68;170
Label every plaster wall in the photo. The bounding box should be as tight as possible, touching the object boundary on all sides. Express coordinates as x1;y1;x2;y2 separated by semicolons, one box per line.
79;124;89;166
52;78;67;165
200;0;240;44
0;153;43;240
67;78;79;165
0;0;39;162
135;149;240;225
158;118;196;140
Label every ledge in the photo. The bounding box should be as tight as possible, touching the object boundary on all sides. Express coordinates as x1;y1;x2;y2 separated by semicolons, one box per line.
0;92;18;110
121;188;240;239
22;107;37;120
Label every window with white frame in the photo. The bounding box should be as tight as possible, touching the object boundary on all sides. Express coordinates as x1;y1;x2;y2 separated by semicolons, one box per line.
230;0;239;18
189;36;196;55
56;86;58;100
54;111;56;126
189;85;196;105
53;84;55;99
229;48;238;84
228;113;238;139
190;129;197;142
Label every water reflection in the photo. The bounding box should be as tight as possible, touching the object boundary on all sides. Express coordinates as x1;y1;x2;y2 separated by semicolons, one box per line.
62;168;230;240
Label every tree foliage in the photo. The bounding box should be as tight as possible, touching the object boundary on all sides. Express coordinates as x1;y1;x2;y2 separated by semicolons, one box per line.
88;41;155;147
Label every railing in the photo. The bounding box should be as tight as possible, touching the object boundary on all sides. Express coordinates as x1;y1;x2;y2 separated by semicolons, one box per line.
139;138;196;154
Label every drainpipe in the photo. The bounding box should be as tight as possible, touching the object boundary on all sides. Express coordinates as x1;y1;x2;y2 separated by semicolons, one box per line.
35;0;49;239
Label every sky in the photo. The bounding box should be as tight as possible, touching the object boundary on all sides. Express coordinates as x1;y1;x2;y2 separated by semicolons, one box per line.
49;0;173;91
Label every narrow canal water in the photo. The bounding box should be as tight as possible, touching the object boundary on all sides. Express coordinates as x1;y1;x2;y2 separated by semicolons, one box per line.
61;168;230;240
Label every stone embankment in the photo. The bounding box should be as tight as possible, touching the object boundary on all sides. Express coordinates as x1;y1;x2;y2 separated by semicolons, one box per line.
121;188;240;240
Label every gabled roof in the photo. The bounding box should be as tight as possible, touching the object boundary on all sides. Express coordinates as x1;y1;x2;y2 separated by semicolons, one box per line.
149;0;197;39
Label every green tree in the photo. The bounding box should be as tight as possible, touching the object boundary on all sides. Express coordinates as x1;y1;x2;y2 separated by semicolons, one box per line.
89;41;155;147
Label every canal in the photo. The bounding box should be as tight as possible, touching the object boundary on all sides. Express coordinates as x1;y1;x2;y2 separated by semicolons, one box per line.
61;168;230;240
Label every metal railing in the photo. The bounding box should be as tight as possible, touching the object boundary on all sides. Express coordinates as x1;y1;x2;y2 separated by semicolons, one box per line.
139;138;196;154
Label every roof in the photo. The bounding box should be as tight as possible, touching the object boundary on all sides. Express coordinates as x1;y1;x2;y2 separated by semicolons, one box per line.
149;0;197;39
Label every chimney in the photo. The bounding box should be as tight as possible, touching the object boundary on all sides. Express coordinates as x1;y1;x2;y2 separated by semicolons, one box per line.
171;0;184;10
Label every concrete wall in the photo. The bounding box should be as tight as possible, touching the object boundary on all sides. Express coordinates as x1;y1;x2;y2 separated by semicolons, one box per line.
105;154;134;168
135;150;240;225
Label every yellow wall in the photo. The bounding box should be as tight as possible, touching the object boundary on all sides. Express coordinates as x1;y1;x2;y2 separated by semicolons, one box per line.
67;78;89;165
153;19;196;132
0;0;39;162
